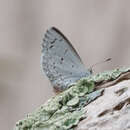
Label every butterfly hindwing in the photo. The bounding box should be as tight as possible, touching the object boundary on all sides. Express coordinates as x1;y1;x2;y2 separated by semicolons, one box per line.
41;27;91;91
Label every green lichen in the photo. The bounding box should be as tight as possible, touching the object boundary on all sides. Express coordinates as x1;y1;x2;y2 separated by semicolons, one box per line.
87;67;130;83
67;96;79;107
14;67;130;130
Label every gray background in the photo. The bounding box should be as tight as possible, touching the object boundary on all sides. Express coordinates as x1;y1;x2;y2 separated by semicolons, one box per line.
0;0;130;130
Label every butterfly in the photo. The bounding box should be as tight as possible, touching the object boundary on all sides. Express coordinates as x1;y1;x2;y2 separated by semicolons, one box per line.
41;27;92;93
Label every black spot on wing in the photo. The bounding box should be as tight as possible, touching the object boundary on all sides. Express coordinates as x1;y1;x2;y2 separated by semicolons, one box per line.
61;57;64;61
49;45;54;48
64;49;68;55
50;39;57;44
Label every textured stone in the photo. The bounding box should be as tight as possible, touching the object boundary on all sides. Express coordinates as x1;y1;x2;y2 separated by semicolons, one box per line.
14;68;130;130
75;80;130;130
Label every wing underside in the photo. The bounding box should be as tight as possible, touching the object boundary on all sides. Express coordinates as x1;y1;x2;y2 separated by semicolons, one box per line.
41;27;91;91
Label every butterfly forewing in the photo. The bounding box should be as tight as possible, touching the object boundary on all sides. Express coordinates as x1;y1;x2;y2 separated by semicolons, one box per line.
41;27;91;91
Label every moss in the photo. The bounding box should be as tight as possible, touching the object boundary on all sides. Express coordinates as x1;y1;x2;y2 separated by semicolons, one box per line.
14;67;130;130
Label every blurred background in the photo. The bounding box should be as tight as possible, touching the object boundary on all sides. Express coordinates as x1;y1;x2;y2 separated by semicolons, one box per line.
0;0;130;129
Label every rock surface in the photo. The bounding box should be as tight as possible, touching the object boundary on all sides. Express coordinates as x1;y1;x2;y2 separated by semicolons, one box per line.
76;79;130;130
14;68;130;130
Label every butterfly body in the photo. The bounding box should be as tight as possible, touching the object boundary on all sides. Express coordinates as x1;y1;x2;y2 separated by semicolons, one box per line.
41;27;91;92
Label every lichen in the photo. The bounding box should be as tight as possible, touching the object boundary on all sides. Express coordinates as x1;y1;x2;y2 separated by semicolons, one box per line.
14;67;130;130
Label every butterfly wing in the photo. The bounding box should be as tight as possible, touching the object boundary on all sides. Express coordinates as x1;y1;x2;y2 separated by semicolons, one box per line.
41;27;91;91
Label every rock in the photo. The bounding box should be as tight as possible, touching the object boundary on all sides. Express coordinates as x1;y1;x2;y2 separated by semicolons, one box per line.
75;79;130;130
14;68;130;130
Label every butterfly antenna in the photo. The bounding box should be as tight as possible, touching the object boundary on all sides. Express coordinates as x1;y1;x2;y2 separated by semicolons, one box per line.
89;58;112;73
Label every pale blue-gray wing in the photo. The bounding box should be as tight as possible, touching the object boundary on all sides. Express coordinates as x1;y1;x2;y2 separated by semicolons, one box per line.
41;27;91;91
